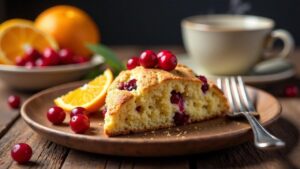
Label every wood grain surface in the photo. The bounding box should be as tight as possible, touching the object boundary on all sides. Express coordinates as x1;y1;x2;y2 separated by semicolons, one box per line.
0;46;299;169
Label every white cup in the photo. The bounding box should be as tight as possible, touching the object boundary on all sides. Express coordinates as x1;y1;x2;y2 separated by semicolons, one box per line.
181;15;294;75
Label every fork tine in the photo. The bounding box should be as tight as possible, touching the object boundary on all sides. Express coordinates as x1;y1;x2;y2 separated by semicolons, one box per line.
230;77;246;112
224;77;237;112
237;76;256;112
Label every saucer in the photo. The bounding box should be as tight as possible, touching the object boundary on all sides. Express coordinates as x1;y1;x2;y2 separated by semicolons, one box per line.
178;54;295;84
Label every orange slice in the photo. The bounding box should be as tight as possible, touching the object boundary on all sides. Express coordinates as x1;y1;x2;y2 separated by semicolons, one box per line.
0;19;58;64
54;69;113;112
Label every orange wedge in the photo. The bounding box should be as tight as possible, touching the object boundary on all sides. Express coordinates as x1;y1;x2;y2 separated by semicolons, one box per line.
0;19;58;64
54;69;113;113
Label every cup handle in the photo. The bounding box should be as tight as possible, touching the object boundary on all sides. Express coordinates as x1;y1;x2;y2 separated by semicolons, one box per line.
264;29;294;59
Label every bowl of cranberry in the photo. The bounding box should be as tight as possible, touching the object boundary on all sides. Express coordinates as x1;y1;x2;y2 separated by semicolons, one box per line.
0;47;103;91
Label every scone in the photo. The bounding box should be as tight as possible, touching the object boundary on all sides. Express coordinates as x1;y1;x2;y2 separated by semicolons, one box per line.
103;64;229;136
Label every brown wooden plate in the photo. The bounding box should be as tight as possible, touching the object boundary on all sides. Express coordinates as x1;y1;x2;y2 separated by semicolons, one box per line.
21;81;281;157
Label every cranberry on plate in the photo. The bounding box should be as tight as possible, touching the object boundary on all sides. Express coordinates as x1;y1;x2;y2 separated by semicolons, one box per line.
11;143;32;164
47;106;66;125
69;114;90;134
7;95;21;109
71;107;88;117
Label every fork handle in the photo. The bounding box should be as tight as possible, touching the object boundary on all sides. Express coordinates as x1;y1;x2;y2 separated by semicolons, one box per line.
241;112;285;149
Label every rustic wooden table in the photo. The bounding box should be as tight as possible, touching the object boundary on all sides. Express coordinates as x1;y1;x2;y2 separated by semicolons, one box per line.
0;46;299;169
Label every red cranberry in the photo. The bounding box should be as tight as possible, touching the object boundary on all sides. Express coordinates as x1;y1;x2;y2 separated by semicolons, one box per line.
157;50;172;59
59;48;74;64
173;112;189;126
24;47;41;61
71;107;87;117
127;56;140;70
11;143;32;164
47;106;66;124
170;91;185;112
139;50;158;68
25;60;36;68
35;58;49;67
201;83;209;94
7;95;21;109
196;75;208;83
70;114;90;134
285;85;298;97
42;48;60;65
15;56;27;66
73;56;90;64
118;79;137;91
136;106;141;112
158;53;177;71
170;91;181;104
101;107;107;117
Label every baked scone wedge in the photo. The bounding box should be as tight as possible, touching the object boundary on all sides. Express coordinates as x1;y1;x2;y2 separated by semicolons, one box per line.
103;64;229;136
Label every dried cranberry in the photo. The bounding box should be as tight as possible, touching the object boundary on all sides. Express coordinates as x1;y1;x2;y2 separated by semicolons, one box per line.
170;90;185;112
201;83;209;94
173;112;189;126
136;106;141;112
118;79;137;91
170;91;181;104
196;75;208;83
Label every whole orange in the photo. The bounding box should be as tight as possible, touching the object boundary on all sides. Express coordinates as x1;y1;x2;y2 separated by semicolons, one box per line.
35;5;100;56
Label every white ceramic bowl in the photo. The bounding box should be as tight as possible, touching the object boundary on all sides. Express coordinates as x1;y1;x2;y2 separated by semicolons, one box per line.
0;57;103;91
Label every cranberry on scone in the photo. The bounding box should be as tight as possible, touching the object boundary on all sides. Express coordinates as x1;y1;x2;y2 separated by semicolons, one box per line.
158;52;177;71
139;50;158;68
127;56;140;70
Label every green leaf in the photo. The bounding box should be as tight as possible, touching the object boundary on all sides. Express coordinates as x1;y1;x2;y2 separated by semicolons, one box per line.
86;44;125;75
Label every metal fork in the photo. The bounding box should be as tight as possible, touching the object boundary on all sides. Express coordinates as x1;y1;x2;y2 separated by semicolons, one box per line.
217;76;285;149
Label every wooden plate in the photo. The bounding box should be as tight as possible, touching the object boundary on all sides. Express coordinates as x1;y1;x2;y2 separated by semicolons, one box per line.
21;81;281;157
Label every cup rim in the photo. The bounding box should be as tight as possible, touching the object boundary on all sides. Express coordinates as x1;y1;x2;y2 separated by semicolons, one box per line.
181;14;275;32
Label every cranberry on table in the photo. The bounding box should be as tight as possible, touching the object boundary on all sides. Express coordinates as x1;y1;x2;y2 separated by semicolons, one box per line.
42;48;60;65
59;48;74;64
24;47;41;61
11;143;32;164
139;50;158;68
157;50;172;59
71;107;87;117
47;106;66;124
127;56;140;70
7;95;21;109
158;52;177;71
69;114;90;134
285;85;298;97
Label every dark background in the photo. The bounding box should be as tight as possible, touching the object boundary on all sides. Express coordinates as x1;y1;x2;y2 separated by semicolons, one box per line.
0;0;299;46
